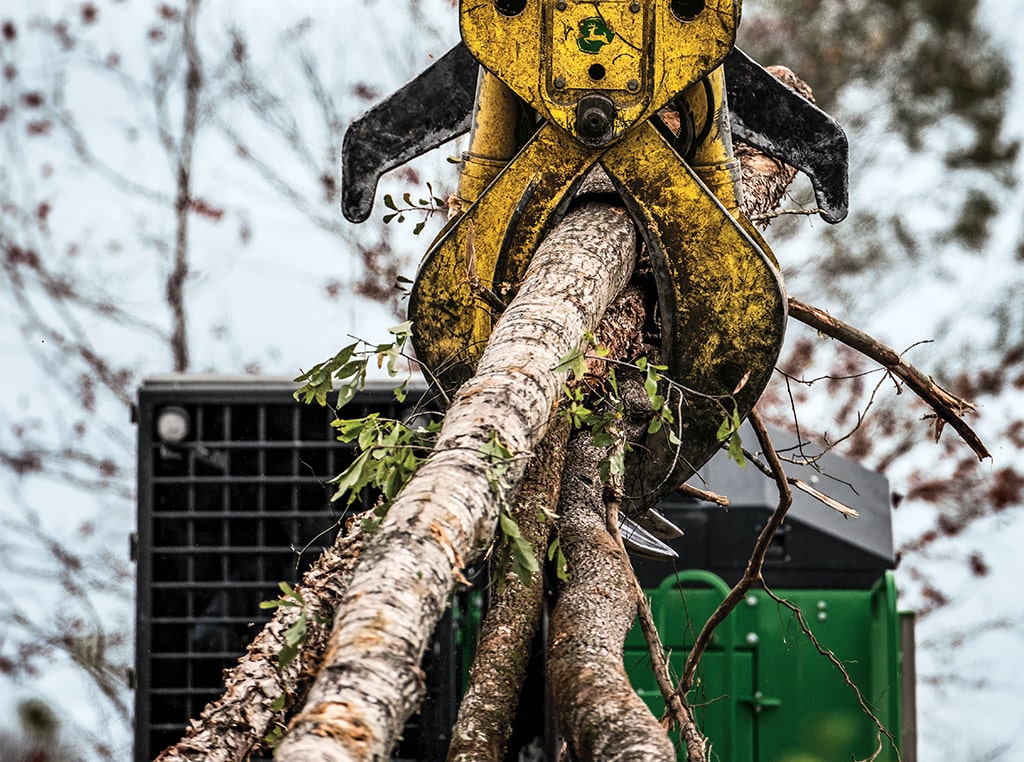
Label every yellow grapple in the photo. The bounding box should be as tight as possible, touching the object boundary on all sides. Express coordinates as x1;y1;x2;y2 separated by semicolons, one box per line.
406;1;784;512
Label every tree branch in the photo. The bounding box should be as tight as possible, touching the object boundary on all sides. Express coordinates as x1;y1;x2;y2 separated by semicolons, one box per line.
168;0;203;372
155;512;371;762
675;411;793;700
787;296;990;460
446;417;570;762
549;425;674;762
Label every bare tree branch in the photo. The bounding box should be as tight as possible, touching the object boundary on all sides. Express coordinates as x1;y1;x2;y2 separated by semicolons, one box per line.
168;0;203;372
675;411;793;699
788;297;990;460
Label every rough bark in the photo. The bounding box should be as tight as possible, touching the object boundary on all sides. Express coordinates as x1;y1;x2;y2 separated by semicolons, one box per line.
154;513;371;762
446;417;570;762
275;201;637;761
549;421;674;762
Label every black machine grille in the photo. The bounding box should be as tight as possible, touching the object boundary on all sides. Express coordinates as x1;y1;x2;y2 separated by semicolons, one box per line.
134;378;458;761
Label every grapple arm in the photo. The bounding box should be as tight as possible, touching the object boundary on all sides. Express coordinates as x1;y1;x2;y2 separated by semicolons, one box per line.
341;43;478;223
724;47;849;223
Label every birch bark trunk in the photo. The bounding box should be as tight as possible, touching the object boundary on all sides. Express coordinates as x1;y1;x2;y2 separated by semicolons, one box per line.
275;200;638;761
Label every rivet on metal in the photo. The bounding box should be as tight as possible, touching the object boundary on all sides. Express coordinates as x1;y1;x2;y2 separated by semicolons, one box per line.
556;0;567;10
745;594;758;607
626;79;640;92
553;76;566;90
745;632;759;646
629;1;641;11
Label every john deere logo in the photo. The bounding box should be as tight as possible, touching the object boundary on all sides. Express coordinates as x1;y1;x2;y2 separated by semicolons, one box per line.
577;17;614;53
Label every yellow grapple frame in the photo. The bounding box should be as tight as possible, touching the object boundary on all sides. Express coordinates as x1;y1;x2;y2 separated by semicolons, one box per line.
405;0;786;511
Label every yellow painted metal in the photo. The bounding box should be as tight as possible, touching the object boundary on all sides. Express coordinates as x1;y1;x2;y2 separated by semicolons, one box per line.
458;70;522;205
681;65;745;213
459;0;740;146
410;122;598;391
411;0;787;496
600;120;786;503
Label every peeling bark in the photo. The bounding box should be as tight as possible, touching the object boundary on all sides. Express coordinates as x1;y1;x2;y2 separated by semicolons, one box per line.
154;513;370;762
275;201;637;761
446;417;570;762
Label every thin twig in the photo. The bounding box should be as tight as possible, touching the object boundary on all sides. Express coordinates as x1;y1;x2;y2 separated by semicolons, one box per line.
168;0;203;372
740;447;860;519
675;411;793;697
676;483;730;507
760;584;901;762
749;207;823;222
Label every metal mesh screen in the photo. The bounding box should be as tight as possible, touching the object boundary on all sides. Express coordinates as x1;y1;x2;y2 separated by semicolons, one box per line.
134;378;458;761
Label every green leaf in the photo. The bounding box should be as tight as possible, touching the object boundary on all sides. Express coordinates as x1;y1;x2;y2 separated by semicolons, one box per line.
553;347;588;380
388;320;413;339
716;414;733;443
499;511;538;586
548;538;569;582
499;511;523;540
270;693;287;713
284;612;307;647
278;643;299;668
393;378;409;403
278;581;302;602
728;430;746;467
383;193;397;210
329;449;375;505
264;726;284;746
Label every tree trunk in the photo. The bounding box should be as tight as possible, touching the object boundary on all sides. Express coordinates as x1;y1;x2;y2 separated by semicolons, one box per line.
275;200;637;761
446;417;570;762
549;376;675;762
154;513;371;762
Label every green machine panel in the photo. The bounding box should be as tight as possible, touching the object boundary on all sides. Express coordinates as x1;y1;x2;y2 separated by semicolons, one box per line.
625;570;905;762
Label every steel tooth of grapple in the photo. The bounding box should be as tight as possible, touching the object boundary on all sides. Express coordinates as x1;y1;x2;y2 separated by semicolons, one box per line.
634;508;685;541
723;47;849;224
341;43;478;223
620;515;679;560
601;121;787;513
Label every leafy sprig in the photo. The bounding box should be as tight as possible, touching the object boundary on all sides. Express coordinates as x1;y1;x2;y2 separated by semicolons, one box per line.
382;182;448;235
292;321;414;408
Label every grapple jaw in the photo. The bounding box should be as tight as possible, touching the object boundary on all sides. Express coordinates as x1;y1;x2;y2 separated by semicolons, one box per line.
338;2;850;547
